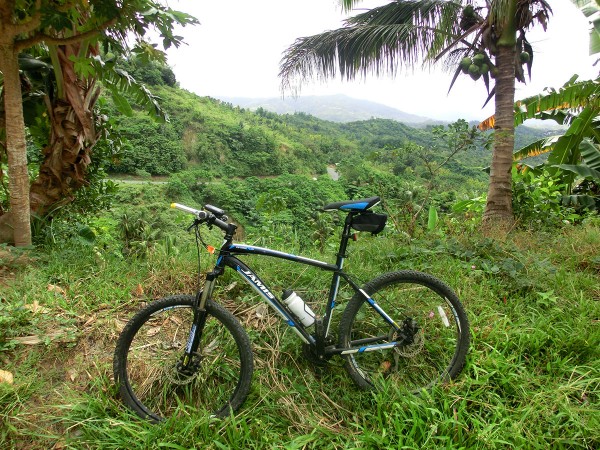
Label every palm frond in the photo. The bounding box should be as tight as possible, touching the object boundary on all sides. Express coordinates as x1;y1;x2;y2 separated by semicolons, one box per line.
341;0;366;13
489;0;514;27
482;86;495;108
280;0;462;91
447;64;463;94
490;0;552;30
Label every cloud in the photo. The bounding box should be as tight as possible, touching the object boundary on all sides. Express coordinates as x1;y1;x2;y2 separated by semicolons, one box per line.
167;0;597;121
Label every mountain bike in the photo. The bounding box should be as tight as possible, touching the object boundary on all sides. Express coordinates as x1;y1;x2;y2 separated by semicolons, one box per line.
113;196;470;422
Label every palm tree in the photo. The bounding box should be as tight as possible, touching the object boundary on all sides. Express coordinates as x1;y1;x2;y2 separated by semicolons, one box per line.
279;0;552;230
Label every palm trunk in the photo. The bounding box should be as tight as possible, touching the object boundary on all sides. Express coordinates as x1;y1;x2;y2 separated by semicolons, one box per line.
0;42;31;246
483;5;517;230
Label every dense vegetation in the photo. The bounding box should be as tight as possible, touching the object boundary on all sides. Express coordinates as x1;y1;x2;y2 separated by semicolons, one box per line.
100;74;552;185
82;72;565;238
0;182;598;449
1;57;598;449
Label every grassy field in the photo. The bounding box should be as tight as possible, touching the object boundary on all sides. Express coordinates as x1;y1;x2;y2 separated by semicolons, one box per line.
1;216;598;449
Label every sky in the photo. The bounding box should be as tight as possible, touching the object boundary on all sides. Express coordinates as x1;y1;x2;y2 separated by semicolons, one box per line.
165;0;598;122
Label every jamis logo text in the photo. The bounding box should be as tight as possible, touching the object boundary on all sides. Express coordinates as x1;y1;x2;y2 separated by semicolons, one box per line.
241;269;275;299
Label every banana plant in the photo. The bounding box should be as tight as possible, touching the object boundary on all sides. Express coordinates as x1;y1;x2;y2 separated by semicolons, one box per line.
11;49;170;214
570;0;600;57
482;75;600;209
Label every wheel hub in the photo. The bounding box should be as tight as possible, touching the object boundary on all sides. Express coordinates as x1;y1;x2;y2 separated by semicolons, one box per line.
391;318;424;358
165;352;203;385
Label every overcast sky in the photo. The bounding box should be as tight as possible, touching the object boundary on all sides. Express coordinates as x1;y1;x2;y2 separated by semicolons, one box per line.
165;0;597;121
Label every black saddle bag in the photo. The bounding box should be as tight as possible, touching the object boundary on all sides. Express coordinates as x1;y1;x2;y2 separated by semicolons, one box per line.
350;212;387;235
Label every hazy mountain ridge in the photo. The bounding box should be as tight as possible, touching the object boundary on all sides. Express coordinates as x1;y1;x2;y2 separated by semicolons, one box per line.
219;94;445;125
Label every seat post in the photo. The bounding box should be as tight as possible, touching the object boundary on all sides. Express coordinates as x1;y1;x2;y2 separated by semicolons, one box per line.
335;213;354;268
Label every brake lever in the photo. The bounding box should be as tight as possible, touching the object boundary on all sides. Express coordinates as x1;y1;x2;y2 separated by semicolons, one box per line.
187;219;201;232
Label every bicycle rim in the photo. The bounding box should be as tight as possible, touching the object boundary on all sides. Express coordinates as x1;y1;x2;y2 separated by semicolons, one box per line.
116;297;250;420
341;272;468;392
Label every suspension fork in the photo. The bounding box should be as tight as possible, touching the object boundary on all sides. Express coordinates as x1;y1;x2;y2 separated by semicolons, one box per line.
181;270;219;367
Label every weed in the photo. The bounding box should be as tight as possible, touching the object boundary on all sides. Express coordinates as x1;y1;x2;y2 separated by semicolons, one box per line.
1;210;598;449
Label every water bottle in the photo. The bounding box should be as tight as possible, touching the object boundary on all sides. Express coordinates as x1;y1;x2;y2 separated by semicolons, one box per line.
282;290;315;327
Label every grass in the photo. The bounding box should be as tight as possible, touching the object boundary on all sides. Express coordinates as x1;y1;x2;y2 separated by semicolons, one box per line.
0;218;598;449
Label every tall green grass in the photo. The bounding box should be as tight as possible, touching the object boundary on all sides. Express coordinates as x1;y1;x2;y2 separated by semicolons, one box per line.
1;218;598;449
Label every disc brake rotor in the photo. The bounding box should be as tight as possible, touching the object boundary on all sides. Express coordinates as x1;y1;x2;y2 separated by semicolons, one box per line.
165;353;202;385
394;329;424;358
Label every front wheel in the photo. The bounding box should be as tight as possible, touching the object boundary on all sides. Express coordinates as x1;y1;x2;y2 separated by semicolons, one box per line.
339;271;469;392
113;295;253;422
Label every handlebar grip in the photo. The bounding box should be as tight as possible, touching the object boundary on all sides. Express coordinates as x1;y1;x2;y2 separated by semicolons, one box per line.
171;203;209;220
171;203;200;215
212;216;231;231
171;202;234;233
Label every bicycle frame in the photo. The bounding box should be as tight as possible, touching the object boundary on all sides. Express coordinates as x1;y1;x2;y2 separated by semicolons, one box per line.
184;213;402;363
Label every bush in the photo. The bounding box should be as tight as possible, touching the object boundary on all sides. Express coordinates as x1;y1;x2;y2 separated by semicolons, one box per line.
109;115;186;175
512;169;581;227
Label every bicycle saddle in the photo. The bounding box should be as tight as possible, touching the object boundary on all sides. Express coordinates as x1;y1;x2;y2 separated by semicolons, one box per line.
323;196;380;212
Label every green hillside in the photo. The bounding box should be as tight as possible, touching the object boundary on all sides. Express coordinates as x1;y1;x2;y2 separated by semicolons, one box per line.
108;83;552;183
98;81;559;239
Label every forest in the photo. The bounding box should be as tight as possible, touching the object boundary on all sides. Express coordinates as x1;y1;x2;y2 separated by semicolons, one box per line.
1;1;599;449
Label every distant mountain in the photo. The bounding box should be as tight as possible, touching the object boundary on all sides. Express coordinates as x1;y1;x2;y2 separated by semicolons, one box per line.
219;94;444;126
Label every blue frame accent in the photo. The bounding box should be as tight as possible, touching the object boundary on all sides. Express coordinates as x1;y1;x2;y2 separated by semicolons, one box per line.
340;202;369;211
229;244;337;271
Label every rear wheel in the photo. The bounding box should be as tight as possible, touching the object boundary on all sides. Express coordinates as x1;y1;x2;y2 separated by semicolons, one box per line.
339;271;469;392
113;295;253;421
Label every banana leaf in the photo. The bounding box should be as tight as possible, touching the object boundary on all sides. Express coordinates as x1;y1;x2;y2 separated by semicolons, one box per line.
553;164;600;181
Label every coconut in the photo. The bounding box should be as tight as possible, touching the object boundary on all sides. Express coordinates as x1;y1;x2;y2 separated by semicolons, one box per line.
459;57;472;74
468;64;481;80
519;51;531;63
473;53;486;66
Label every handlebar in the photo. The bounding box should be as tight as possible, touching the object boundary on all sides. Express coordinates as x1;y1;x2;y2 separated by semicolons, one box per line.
171;202;236;234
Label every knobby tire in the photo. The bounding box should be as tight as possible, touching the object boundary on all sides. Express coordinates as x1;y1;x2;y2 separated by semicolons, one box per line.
113;295;253;422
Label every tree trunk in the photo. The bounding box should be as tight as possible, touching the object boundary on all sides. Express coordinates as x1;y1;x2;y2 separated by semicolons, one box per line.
29;98;96;215
483;10;517;231
0;42;31;246
29;44;99;216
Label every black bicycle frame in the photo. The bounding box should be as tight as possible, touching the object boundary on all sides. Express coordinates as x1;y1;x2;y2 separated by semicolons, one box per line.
182;214;402;366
